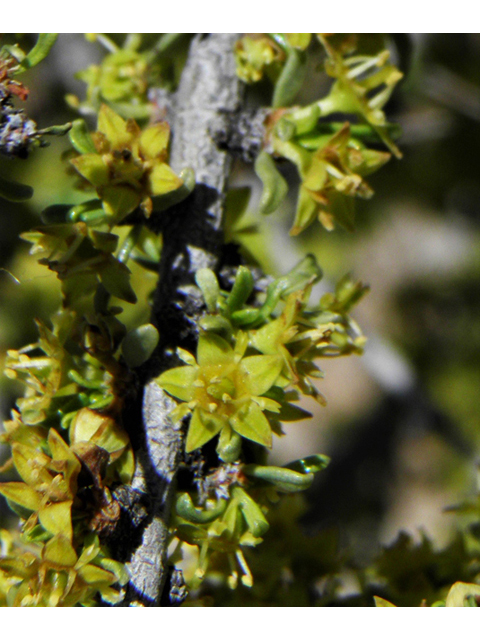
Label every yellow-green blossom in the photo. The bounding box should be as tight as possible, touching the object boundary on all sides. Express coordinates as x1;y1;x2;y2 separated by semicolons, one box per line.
289;124;390;234
156;332;283;452
318;34;403;158
70;104;182;222
76;49;149;106
235;35;284;84
0;429;80;541
0;530;128;607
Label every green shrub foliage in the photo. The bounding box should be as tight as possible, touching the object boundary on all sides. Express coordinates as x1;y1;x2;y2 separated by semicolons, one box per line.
0;33;478;607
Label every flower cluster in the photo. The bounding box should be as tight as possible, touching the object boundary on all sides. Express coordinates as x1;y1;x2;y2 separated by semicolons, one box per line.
236;33;402;234
319;34;403;158
0;529;128;606
157;256;367;584
235;33;311;109
0;67;175;604
0;292;136;605
66;34;184;120
70;105;183;223
158;332;283;454
159;256;367;455
235;34;285;84
1;32;407;605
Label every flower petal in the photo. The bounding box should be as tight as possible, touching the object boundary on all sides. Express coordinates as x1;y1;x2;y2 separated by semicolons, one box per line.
303;156;328;191
239;354;282;396
186;408;224;452
148;163;183;196
139;122;170;159
43;534;78;567
70;154;110;187
230;402;272;447
97;104;132;149
197;333;233;367
39;500;73;539
100;184;141;219
156;365;198;401
0;482;41;511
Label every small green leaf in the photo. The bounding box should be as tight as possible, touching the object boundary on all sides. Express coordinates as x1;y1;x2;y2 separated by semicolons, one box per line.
243;464;316;493
175;493;227;524
232;487;269;537
273;254;323;298
225;266;255;314
122;324;159;367
199;315;233;338
0;174;33;202
230;307;262;327
244;254;321;325
284;454;330;475
195;268;220;313
39;122;72;137
272;47;307;108
20;34;58;70
217;425;242;463
41;204;73;224
254;151;289;215
69;119;96;154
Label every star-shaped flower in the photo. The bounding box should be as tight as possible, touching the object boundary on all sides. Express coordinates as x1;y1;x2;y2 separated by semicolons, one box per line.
70;104;182;223
156;332;283;453
291;124;390;234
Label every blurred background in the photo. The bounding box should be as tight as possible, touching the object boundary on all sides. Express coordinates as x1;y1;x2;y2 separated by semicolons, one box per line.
2;34;480;603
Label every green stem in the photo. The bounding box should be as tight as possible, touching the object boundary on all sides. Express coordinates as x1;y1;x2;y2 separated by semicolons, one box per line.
147;33;185;61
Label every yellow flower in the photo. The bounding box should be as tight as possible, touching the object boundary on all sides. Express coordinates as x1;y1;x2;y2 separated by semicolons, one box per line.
235;35;284;83
291;124;390;234
156;332;282;453
70;104;182;222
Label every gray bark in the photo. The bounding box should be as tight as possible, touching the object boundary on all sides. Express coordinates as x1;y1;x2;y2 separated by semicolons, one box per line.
123;33;243;606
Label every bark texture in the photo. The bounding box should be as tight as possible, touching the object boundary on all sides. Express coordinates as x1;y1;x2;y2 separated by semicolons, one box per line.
123;33;243;606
